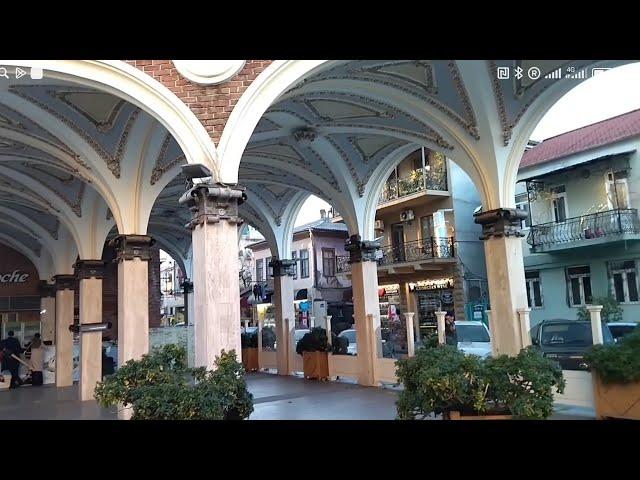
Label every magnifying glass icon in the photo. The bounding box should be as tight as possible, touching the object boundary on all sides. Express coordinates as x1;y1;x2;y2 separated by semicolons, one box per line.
0;68;8;79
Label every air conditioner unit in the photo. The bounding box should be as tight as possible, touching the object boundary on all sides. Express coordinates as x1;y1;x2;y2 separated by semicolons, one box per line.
374;219;385;230
400;209;415;222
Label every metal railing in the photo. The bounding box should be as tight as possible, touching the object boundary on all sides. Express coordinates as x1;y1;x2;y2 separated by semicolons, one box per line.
336;237;455;273
527;208;640;250
379;167;448;204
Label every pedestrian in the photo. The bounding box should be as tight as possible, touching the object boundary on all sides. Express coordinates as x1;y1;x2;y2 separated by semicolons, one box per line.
27;333;44;387
444;311;457;346
1;331;24;389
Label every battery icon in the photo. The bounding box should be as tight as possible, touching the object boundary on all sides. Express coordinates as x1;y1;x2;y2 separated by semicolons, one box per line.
591;67;611;77
30;67;43;80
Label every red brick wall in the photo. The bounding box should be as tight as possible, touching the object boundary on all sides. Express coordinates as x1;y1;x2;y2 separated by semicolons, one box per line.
148;246;162;328
126;60;273;144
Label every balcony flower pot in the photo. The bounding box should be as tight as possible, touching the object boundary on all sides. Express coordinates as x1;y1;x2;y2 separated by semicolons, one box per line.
241;348;259;372
585;329;640;420
302;351;329;380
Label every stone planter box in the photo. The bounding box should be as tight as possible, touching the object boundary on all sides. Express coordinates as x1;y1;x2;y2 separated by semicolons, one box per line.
241;348;259;372
444;410;512;420
302;351;329;380
593;373;640;420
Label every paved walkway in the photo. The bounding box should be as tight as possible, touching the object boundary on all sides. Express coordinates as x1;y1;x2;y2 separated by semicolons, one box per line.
0;373;594;420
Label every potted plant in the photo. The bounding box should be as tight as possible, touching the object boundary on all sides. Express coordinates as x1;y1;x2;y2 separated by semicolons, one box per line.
261;326;276;351
585;327;640;420
296;327;340;380
241;331;259;372
395;344;565;420
94;344;254;420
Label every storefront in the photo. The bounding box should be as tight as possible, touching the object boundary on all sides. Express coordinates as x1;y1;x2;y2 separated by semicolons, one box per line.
409;277;455;338
0;245;41;347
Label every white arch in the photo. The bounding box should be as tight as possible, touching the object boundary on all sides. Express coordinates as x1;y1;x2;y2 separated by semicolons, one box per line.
0;60;217;176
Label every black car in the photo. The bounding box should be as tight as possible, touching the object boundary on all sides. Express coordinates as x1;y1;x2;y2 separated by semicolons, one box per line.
530;319;615;371
606;322;638;342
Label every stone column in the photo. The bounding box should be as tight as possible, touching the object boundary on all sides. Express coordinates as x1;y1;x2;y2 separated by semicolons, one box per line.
345;234;381;386
270;259;296;375
179;182;246;369
405;312;415;357
517;307;532;348
109;235;154;367
53;274;75;387
587;305;604;345
38;281;56;343
435;310;446;345
74;259;105;401
474;208;529;356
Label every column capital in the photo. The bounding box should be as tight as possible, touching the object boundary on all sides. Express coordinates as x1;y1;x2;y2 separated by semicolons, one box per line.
53;274;76;291
181;279;193;293
38;280;56;298
73;259;106;280
345;234;380;263
179;182;247;229
473;208;528;240
109;234;155;262
269;259;296;277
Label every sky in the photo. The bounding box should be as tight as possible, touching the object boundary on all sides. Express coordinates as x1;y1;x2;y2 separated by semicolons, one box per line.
294;62;640;226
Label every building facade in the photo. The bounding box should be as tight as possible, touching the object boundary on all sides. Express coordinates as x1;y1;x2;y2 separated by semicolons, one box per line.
517;109;640;326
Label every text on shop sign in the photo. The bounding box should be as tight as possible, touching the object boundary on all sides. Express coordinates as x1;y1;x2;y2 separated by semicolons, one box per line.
0;270;30;284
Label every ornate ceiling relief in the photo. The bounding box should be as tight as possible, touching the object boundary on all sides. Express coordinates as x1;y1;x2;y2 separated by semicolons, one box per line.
150;133;186;185
55;92;126;133
238;164;327;200
9;85;140;178
172;61;246;85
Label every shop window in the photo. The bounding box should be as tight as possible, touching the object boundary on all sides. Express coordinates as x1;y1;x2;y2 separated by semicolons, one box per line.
567;265;592;307
322;248;336;277
609;260;639;303
606;170;630;210
300;250;310;278
525;270;543;308
292;251;298;279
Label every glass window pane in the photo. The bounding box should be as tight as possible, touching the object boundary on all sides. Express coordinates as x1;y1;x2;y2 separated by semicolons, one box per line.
616;181;629;209
533;281;542;307
571;278;581;305
583;276;593;303
526;282;532;308
613;273;625;302
628;271;639;301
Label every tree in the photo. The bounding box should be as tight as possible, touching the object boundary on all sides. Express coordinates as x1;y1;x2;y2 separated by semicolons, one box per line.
576;296;623;323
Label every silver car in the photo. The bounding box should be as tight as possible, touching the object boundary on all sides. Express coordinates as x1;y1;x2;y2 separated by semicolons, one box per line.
454;321;492;358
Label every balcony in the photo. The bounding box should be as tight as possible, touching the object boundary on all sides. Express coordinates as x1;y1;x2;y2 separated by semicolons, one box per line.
378;167;448;205
336;237;456;274
527;208;640;253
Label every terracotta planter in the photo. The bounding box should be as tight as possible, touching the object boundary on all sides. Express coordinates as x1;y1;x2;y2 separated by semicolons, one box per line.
302;351;329;380
444;410;512;420
593;373;640;420
241;348;259;372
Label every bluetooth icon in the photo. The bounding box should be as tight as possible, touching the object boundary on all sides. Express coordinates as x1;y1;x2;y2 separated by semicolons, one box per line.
514;67;524;80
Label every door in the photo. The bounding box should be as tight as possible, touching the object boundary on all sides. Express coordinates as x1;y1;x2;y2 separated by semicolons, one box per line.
392;223;405;262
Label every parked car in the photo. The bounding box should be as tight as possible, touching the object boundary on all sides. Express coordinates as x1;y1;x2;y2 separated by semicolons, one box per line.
241;326;259;335
606;322;638;342
338;329;357;355
454;321;492;358
530;319;615;370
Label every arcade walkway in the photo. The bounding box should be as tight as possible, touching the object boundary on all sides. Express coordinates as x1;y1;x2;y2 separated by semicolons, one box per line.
0;373;594;420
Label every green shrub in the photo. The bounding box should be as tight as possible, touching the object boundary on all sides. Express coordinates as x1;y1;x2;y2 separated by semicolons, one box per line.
241;331;258;349
295;327;347;355
94;345;253;420
585;327;640;384
262;326;276;350
576;296;623;323
395;344;565;420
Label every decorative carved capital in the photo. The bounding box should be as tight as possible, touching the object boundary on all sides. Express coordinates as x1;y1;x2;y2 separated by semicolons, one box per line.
292;127;317;145
269;259;297;277
181;279;193;293
38;280;56;298
473;208;528;240
53;274;76;291
345;234;380;263
74;259;105;280
109;235;155;262
179;183;247;229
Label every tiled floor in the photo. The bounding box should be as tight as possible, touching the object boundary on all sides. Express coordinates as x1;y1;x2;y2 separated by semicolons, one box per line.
0;373;595;420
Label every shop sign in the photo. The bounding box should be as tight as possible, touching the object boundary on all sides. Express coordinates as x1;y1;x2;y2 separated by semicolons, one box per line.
441;291;454;304
0;270;29;284
379;284;400;296
409;278;453;291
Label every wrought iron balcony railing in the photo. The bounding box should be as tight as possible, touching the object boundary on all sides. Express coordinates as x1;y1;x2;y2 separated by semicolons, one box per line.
336;237;455;273
378;167;448;205
527;208;640;250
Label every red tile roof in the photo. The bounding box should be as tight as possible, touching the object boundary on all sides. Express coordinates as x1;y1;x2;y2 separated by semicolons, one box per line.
520;108;640;169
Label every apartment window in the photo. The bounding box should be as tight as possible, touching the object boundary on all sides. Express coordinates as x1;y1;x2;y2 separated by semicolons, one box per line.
300;250;309;278
606;170;630;209
525;271;543;308
266;256;273;278
567;266;593;307
515;193;531;229
322;248;336;277
551;185;567;223
256;259;264;282
292;251;298;279
421;215;434;241
609;260;639;303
